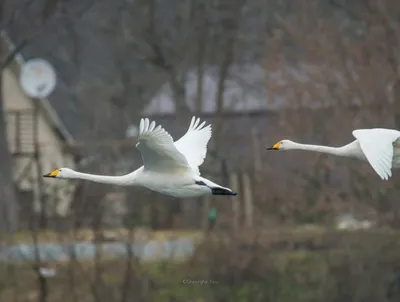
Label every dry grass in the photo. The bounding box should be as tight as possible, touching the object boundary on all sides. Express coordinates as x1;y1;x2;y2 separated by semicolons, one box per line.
0;228;203;246
0;257;187;302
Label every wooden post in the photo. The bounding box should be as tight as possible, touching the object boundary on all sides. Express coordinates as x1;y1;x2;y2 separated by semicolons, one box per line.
149;195;157;230
15;111;20;154
251;127;262;172
201;195;211;232
229;172;240;231
393;79;400;128
242;172;254;229
141;197;150;228
33;101;47;229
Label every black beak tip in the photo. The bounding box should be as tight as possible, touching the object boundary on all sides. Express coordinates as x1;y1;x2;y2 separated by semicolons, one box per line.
266;147;274;150
43;174;50;177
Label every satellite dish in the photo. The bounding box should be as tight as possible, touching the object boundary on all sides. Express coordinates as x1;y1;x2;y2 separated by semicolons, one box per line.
19;58;57;99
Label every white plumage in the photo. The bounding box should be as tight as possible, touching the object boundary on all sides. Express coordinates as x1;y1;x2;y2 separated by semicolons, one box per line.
267;128;400;180
43;116;237;198
174;117;211;175
351;129;400;180
136;116;211;176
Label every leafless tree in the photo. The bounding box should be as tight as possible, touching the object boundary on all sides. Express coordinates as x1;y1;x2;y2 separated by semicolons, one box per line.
255;0;400;225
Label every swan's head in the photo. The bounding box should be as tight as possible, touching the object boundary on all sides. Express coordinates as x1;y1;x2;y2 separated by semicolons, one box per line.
266;139;296;151
43;168;76;179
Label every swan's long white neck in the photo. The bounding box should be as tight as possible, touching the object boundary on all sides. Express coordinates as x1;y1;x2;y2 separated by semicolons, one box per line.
287;142;347;156
69;170;137;186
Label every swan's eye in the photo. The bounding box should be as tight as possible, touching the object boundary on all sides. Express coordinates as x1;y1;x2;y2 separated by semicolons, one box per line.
59;169;62;172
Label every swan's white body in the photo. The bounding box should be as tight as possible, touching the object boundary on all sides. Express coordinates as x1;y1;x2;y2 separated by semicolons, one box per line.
44;117;237;198
267;128;400;180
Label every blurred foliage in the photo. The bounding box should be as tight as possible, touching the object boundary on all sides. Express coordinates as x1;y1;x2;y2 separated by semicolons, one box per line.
1;228;400;301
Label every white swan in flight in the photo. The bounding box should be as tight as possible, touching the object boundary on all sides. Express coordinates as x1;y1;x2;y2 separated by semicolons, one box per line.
267;128;400;180
43;116;237;198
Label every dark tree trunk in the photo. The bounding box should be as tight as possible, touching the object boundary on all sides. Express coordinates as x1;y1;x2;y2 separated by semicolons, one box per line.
394;79;400;129
0;38;18;232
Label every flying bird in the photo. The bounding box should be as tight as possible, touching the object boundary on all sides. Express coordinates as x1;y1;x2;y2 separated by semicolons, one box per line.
43;116;237;198
267;128;400;180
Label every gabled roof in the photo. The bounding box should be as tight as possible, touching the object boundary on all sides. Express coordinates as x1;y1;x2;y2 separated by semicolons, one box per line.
1;31;75;145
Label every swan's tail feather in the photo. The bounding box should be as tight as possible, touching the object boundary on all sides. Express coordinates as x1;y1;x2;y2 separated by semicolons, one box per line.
195;178;237;196
211;187;237;196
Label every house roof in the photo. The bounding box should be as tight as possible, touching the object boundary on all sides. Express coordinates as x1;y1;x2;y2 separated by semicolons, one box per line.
143;65;268;115
1;31;75;146
143;61;392;116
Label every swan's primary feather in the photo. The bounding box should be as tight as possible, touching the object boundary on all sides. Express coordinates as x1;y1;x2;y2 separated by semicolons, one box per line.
174;116;212;175
135;116;211;176
136;118;190;173
352;128;400;180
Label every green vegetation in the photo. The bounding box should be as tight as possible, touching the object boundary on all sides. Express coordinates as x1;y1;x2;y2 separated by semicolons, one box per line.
1;228;400;301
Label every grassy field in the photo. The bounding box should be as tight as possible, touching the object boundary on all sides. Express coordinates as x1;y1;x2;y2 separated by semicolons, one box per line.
1;227;400;301
0;228;203;246
1;223;387;245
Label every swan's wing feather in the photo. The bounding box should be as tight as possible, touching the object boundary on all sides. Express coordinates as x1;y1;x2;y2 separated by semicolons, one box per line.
352;128;400;180
174;116;212;175
136;118;190;172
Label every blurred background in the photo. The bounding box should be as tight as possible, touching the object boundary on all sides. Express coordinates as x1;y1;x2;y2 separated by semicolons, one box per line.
1;0;400;301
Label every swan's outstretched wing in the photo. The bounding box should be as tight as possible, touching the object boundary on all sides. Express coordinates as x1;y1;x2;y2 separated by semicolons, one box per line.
174;116;212;175
136;118;190;173
352;128;400;180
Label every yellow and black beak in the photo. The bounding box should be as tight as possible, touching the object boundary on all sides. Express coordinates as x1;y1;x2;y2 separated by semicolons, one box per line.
43;169;59;178
267;142;281;150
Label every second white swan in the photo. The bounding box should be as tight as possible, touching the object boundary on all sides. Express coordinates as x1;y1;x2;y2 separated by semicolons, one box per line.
43;116;237;198
267;128;400;180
